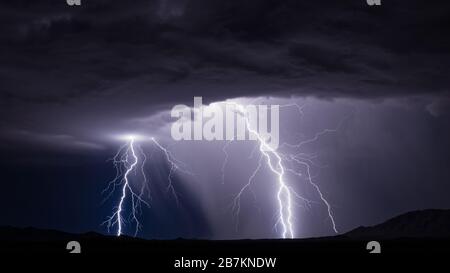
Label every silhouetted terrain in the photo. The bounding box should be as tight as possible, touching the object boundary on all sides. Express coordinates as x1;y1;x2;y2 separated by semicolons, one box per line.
347;209;450;239
1;209;449;258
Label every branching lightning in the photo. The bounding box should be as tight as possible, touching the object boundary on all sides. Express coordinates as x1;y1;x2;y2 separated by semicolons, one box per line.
150;137;195;205
102;137;149;236
102;99;343;239
103;136;192;237
226;101;340;238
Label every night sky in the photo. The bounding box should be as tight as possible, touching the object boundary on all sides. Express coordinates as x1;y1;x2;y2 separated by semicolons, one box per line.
0;0;449;239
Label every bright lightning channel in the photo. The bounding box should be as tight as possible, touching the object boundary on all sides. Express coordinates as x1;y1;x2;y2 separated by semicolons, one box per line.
103;100;341;239
103;136;149;236
226;101;339;238
103;135;191;237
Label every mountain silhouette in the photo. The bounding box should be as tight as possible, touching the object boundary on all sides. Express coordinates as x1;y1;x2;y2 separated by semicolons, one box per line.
346;209;450;239
1;209;449;255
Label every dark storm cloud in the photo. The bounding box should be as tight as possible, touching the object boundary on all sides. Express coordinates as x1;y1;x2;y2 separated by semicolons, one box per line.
0;0;449;147
1;0;449;106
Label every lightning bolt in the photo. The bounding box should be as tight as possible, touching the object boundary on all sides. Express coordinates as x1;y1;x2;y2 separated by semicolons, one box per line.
150;137;195;205
103;136;192;237
102;99;342;239
221;139;234;184
102;137;149;236
227;101;340;238
281;116;350;235
232;152;263;231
